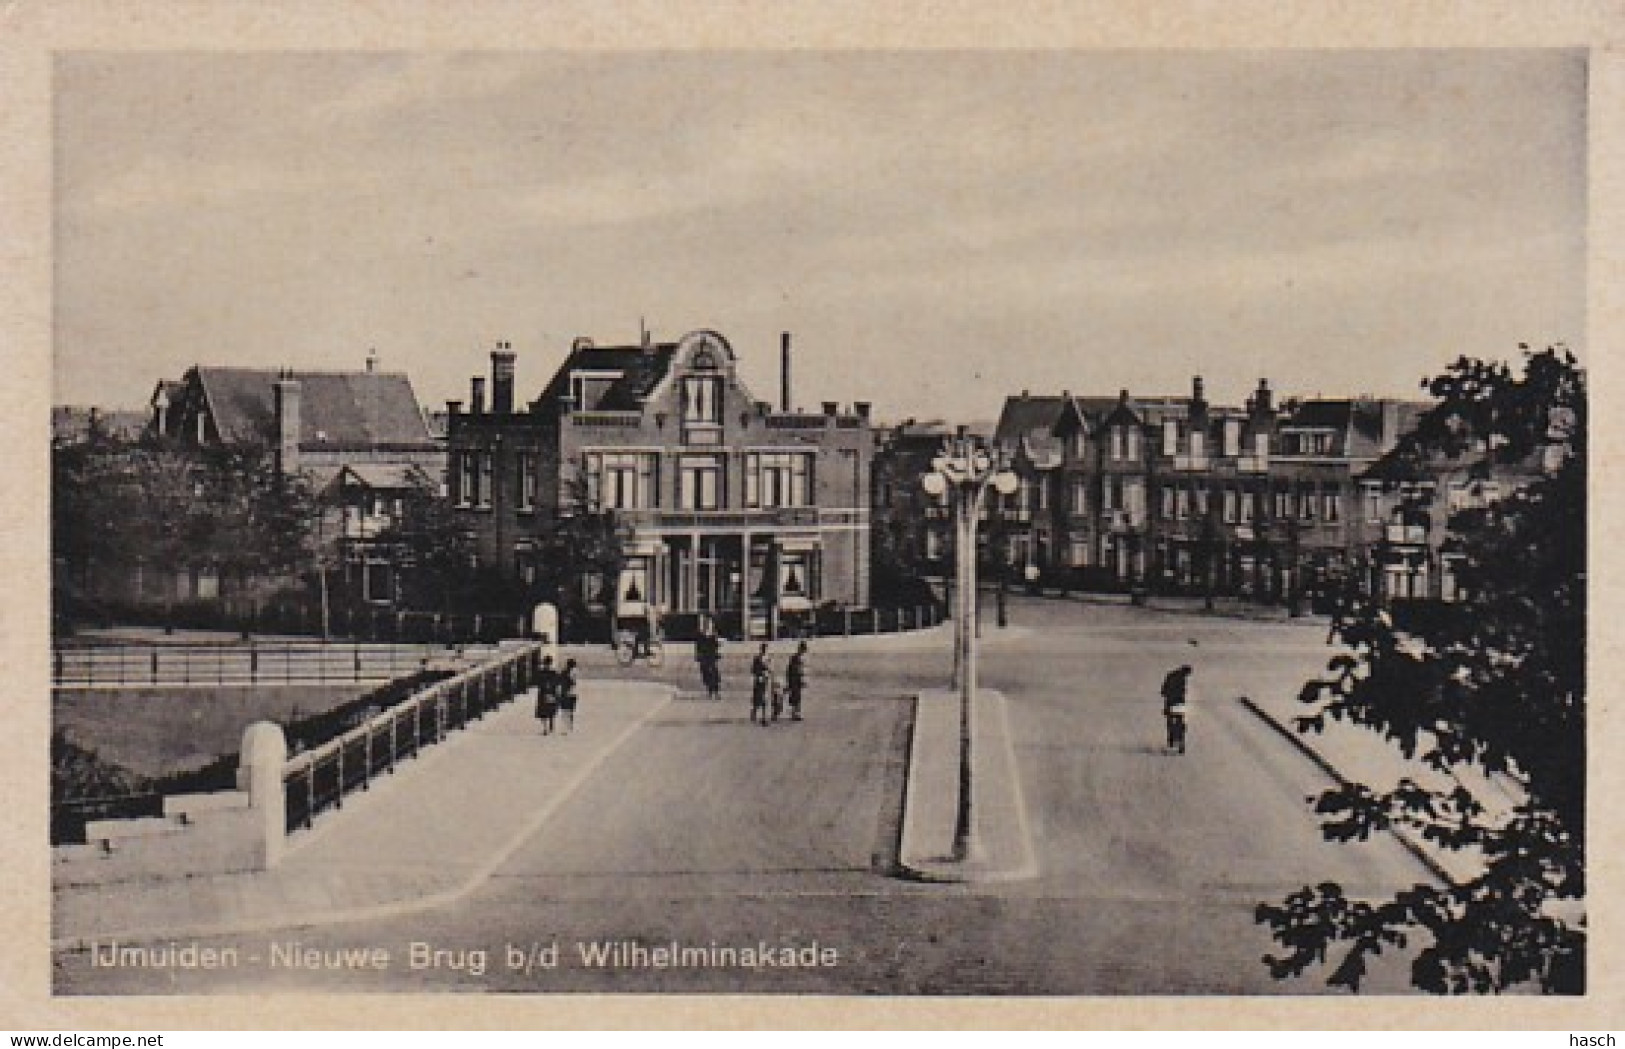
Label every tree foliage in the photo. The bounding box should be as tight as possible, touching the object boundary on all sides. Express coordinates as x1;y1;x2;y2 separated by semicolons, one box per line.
1257;346;1585;994
52;432;317;621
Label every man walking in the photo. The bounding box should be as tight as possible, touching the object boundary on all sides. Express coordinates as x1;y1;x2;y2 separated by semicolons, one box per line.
750;643;773;726
1161;664;1193;754
696;617;723;701
785;642;808;722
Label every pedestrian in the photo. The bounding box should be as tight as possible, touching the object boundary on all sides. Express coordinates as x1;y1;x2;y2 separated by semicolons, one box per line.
558;658;579;733
535;656;560;736
1160;664;1193;754
785;641;808;721
750;643;772;726
695;617;723;701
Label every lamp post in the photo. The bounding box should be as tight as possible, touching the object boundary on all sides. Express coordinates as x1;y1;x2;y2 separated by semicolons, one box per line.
922;429;1018;861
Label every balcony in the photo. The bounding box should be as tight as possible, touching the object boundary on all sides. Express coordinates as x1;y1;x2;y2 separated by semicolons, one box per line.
569;410;642;429
617;506;821;530
1236;455;1269;473
1172;454;1209;472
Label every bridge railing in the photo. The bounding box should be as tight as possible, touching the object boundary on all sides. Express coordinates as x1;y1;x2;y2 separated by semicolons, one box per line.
281;643;541;833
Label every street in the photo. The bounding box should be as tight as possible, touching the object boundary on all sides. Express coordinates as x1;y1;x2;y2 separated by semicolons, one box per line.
55;595;1430;995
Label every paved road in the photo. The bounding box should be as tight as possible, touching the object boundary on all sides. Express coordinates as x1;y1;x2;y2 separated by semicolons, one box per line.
56;596;1430;995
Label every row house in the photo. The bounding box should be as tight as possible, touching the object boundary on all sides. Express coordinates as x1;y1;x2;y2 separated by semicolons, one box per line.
446;330;874;640
992;380;1427;607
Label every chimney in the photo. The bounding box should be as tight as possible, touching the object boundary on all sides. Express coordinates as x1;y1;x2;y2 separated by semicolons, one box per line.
491;341;516;414
273;370;302;477
366;348;379;373
854;401;871;421
1192;376;1205;405
1253;378;1273;415
780;332;792;413
822;401;839;416
446;399;462;418
471;376;486;415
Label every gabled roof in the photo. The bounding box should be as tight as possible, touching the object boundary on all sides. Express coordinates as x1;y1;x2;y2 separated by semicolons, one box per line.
994;395;1069;448
534;342;680;411
193;367;436;449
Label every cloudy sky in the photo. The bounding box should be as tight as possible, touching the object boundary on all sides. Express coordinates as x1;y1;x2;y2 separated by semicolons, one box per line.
54;50;1585;422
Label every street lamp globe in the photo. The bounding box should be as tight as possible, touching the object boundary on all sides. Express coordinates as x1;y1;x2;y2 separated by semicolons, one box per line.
992;470;1019;497
922;472;947;497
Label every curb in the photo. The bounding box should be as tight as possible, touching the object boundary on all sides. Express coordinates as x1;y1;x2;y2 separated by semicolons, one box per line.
1236;695;1453;886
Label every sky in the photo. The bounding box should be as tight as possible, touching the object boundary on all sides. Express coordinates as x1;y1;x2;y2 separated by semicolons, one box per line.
53;50;1586;423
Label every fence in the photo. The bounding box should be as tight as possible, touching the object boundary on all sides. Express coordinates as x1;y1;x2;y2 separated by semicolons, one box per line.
52;642;455;688
281;642;541;833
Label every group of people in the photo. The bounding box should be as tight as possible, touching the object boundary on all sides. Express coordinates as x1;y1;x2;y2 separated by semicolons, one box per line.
692;621;811;726
532;655;580;735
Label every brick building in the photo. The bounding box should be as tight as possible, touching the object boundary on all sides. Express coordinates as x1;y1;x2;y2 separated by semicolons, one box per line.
989;380;1428;607
446;330;874;639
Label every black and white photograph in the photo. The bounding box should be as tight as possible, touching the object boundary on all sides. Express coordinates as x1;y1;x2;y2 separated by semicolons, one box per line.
12;9;1612;1026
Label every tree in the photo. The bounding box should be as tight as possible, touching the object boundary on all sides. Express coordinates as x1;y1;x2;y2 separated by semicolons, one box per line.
1257;346;1585;993
52;432;317;631
529;474;628;638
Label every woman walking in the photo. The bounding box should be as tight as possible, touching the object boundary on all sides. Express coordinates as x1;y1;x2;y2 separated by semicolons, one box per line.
558;658;580;733
535;656;560;736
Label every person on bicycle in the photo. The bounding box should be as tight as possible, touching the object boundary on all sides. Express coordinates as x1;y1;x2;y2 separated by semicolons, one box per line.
695;616;723;701
1161;664;1193;754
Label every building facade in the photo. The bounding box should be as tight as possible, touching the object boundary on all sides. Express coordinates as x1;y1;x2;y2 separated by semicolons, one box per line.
446;330;874;639
987;380;1435;608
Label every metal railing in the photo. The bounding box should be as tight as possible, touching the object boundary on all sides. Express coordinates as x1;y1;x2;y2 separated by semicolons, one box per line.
281;643;541;833
52;642;454;688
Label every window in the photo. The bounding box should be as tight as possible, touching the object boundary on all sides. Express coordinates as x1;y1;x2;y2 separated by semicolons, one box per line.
1110;427;1125;462
478;453;493;509
1162;419;1179;457
1254;432;1270;459
1161;484;1176;520
1273;489;1291;520
1299;485;1315;521
679;455;724;510
1223;489;1238;524
1194;487;1209;518
1223;419;1240;457
1189;430;1205;460
1240;489;1255;522
457;452;476;507
1364;485;1384;523
1125;480;1145;525
585;452;657;510
570;373;617;411
681;376;722;424
1126;426;1141;461
1322;487;1341;522
1104;477;1122;512
1073;432;1089;459
1176;487;1190;520
517;452;537;512
1037;476;1049;512
1068;537;1090;567
747;452;812;508
1072;478;1089;515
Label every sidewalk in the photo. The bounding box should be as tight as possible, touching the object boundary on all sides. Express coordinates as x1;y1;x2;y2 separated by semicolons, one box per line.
52;679;675;948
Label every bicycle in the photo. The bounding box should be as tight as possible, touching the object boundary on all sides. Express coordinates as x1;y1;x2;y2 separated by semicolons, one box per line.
614;628;665;667
1165;708;1187;754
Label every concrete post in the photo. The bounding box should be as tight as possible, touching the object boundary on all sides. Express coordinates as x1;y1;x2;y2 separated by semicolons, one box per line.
240;721;288;870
